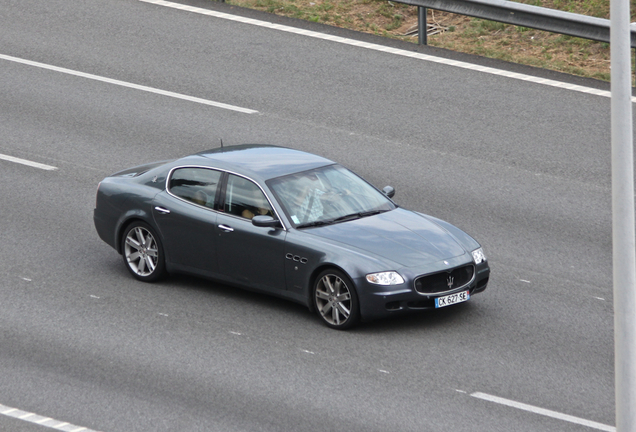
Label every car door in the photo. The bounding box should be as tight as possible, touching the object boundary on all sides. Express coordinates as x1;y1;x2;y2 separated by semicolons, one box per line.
216;173;286;293
152;167;222;275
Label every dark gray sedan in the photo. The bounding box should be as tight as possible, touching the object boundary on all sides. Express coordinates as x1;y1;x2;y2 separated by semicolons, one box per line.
94;145;489;329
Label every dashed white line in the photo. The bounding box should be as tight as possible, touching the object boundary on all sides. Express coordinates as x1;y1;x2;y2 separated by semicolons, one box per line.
471;392;615;431
139;0;626;101
0;403;102;432
35;417;54;424
0;53;259;114
0;153;58;171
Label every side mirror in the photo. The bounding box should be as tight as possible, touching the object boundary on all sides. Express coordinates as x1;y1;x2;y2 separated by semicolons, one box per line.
382;186;395;198
252;215;282;228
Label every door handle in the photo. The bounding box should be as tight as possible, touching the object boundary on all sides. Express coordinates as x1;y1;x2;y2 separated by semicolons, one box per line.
154;206;171;214
218;224;234;232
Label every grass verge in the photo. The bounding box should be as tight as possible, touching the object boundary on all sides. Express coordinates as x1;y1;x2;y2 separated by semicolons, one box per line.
219;0;636;82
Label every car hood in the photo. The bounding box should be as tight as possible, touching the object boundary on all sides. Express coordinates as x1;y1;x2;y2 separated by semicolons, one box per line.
304;208;468;268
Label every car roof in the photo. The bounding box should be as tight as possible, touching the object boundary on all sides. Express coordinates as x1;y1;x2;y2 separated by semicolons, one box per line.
179;144;336;180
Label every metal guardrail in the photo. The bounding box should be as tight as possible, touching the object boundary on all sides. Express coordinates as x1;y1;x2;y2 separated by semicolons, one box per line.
396;0;636;47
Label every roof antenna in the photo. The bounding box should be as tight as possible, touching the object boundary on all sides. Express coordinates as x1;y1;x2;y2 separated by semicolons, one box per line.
220;138;224;148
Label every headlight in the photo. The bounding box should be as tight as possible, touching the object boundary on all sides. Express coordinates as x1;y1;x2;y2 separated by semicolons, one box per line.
366;271;405;285
472;248;486;264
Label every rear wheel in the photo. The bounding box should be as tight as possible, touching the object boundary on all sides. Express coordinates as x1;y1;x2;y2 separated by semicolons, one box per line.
122;222;166;282
313;269;359;330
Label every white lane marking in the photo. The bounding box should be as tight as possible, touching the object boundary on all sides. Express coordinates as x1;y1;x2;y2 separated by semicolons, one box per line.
0;53;259;114
0;153;58;171
35;417;54;424
0;403;102;432
471;392;615;432
139;0;625;101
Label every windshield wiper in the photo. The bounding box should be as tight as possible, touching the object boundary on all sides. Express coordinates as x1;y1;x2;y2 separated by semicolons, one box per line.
297;209;389;228
330;209;387;224
358;209;387;217
332;213;363;223
296;220;336;229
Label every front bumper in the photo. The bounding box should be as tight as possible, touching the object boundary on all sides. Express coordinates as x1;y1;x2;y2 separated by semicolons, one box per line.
356;261;490;321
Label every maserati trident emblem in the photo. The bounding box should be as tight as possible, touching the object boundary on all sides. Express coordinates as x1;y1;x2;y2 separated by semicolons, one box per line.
447;276;454;289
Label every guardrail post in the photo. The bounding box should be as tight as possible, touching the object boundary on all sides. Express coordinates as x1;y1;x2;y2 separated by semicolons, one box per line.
418;6;427;45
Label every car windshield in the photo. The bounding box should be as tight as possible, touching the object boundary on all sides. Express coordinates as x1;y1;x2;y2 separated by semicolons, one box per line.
268;164;395;228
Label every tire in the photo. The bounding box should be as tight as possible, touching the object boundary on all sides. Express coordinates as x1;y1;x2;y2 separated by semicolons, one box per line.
121;221;166;282
313;269;360;330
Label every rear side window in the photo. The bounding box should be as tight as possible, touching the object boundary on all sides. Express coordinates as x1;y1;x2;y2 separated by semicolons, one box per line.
224;174;273;220
168;168;221;208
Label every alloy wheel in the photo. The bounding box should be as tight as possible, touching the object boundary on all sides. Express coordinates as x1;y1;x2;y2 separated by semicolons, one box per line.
123;224;164;281
314;271;358;328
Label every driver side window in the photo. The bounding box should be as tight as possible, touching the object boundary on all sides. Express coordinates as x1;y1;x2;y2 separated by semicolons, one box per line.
224;175;273;220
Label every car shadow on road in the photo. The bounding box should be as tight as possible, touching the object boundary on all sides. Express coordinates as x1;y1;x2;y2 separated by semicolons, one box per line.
165;273;318;318
353;301;483;334
108;266;486;335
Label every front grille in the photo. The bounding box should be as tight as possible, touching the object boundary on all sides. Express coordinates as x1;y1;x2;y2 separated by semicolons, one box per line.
414;265;475;294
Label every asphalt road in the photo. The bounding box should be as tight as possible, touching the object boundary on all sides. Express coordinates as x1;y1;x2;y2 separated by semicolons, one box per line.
0;0;620;431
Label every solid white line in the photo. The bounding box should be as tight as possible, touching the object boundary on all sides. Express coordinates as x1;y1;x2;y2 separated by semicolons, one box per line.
139;0;628;101
0;53;258;114
0;403;102;432
471;392;616;432
0;153;58;171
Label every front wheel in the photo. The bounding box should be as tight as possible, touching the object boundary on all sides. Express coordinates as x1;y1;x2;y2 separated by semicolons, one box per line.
313;269;360;330
122;222;166;282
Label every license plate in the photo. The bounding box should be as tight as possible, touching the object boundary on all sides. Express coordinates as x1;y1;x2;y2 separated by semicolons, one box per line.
435;290;470;308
